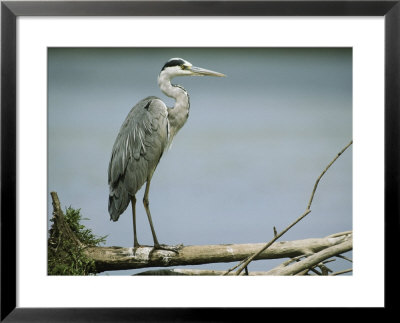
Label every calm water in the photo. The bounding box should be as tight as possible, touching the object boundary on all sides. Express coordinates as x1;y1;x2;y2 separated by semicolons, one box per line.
48;48;352;275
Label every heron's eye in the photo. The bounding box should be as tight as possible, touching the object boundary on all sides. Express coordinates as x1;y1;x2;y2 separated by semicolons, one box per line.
181;65;188;70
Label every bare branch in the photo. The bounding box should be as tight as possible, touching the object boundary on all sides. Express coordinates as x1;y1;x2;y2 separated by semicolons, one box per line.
326;231;352;238
135;269;275;276
230;209;311;275
336;254;353;263
307;140;353;209
330;268;353;276
264;236;352;275
233;140;353;275
50;191;84;248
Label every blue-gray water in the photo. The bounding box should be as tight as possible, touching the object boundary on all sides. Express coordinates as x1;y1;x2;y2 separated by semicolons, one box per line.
48;48;352;275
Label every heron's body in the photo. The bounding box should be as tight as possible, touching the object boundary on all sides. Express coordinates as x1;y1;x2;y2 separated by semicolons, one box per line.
108;96;169;218
108;58;224;249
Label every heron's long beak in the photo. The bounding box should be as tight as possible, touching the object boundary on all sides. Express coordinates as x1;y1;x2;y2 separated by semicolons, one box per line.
189;66;226;77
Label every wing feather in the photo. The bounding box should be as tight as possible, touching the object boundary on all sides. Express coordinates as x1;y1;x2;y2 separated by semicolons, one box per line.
108;96;169;221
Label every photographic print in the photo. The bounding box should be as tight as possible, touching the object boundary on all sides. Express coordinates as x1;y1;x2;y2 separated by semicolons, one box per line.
47;47;352;276
2;0;393;317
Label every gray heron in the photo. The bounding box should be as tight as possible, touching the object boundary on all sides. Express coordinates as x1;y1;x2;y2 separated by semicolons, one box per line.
108;58;225;250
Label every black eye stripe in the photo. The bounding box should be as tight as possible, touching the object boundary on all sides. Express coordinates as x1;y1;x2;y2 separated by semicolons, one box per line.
161;59;186;71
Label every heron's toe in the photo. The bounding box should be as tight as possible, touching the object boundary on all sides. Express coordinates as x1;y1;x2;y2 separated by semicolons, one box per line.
153;243;182;254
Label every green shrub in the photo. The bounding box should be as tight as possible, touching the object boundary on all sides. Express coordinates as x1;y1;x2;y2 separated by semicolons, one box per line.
48;207;106;275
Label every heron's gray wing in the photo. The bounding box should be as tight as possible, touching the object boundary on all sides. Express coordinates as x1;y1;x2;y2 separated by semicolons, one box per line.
108;96;169;220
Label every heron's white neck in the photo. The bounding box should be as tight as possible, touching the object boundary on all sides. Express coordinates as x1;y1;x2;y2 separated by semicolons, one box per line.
158;73;190;138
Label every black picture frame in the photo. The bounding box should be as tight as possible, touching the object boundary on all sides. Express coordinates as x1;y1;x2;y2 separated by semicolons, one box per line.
1;0;397;320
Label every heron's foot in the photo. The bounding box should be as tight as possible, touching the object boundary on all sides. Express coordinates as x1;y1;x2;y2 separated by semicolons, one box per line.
132;242;142;256
151;243;183;256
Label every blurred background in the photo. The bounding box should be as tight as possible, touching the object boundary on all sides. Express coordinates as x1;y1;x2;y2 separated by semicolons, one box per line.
48;48;352;275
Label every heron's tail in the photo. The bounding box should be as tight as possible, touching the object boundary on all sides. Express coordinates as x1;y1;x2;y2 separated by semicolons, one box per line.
108;183;130;222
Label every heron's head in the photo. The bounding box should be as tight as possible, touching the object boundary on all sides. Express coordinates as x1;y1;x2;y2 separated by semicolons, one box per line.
159;58;226;79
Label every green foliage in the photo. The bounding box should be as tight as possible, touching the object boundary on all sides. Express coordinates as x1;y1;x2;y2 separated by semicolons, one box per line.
48;207;107;276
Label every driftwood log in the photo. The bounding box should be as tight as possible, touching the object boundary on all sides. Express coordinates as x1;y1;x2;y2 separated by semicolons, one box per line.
50;191;352;274
88;235;352;273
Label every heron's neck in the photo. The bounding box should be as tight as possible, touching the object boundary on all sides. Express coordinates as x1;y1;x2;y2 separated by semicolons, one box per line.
158;74;190;138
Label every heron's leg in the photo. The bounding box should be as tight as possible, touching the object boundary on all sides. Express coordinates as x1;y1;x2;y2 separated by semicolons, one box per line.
131;196;140;248
143;178;161;248
143;179;181;255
